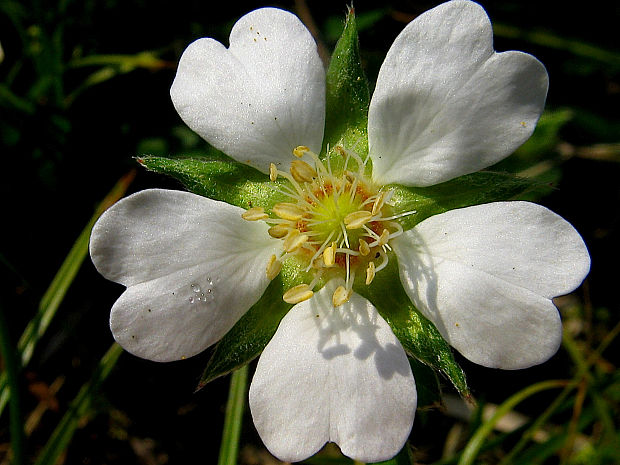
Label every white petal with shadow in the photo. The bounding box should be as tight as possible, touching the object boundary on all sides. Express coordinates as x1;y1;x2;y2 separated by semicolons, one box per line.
249;282;416;462
393;201;590;369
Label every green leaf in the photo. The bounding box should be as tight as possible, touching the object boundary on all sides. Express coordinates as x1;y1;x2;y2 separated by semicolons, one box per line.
197;258;311;388
389;171;542;232
323;7;370;158
356;257;470;398
138;154;288;211
197;279;291;388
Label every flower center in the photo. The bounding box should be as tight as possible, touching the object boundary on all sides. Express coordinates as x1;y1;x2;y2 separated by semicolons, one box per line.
242;145;406;307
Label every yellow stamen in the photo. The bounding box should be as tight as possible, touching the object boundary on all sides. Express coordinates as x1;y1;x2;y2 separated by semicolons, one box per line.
268;224;289;238
242;207;268;221
332;285;352;307
365;261;376;285
293;145;310;158
290;160;317;183
273;202;305;221
323;242;336;267
283;284;314;304
266;255;282;280
344;210;373;229
372;191;388;216
358;238;370;256
378;228;390;246
269;163;278;182
283;229;308;252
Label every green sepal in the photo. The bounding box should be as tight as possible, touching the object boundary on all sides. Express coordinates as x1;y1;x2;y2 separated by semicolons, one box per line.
196;279;290;390
355;257;470;399
389;171;543;232
138;154;288;211
323;7;371;158
197;257;312;389
410;358;442;409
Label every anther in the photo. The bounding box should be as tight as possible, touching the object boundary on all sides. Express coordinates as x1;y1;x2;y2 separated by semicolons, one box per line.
335;145;346;157
293;145;310;158
332;285;352;307
358;238;370;256
290;160;317;183
242;207;268;221
323;242;336;267
344;210;373;229
268;225;289;238
273;202;305;221
269;163;278;182
378;229;390;246
365;261;376;285
283;230;308;252
372;191;388;216
266;255;282;280
283;284;314;304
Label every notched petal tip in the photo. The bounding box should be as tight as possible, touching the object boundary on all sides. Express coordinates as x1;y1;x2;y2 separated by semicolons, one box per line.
368;0;549;187
170;7;325;173
394;201;589;370
250;284;416;462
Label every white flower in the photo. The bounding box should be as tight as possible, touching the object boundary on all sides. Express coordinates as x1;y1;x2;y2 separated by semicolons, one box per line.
90;1;590;462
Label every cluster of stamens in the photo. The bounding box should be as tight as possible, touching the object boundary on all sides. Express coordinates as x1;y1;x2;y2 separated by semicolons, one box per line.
242;145;410;308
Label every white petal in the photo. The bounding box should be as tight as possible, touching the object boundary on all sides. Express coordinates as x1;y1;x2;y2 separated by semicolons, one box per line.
249;282;416;463
90;189;279;362
393;202;590;369
170;8;325;174
368;0;548;186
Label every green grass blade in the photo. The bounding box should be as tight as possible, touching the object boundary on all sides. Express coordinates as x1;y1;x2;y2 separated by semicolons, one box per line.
218;365;249;465
0;171;135;416
458;379;568;465
0;301;24;465
499;321;620;464
34;343;123;465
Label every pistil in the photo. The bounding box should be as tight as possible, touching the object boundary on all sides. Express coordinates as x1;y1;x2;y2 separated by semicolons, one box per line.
242;144;414;307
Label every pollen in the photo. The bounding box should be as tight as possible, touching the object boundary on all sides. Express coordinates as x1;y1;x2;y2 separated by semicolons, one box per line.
241;144;415;307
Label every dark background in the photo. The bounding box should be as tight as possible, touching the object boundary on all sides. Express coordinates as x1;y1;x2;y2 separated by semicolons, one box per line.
1;0;618;463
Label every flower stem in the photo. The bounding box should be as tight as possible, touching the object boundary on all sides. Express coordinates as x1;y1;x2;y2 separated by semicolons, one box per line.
218;365;249;465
